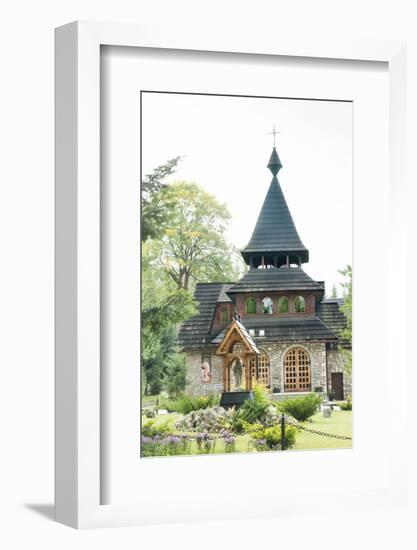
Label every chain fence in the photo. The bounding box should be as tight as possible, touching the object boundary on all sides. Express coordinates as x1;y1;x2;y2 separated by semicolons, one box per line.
284;415;352;441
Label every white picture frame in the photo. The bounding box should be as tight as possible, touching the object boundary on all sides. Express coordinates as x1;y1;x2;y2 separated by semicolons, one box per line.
55;21;408;529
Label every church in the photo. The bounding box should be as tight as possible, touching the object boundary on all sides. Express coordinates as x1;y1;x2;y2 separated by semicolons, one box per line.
177;143;351;402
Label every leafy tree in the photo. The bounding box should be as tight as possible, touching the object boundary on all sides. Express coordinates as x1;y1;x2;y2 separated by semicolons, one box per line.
141;157;181;241
338;264;352;375
152;181;244;291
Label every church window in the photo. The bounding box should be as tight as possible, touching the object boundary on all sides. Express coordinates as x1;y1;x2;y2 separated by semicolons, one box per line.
262;297;273;314
294;295;305;313
284;348;311;392
278;297;289;313
221;306;229;323
245;297;257;314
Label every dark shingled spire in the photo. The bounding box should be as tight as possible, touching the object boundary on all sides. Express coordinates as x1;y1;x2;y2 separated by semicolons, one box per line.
241;147;309;267
267;147;282;176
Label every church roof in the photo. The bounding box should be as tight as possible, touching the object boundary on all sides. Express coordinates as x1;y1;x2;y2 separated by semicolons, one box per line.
316;299;350;348
176;283;231;349
241;148;309;263
227;267;324;294
215;318;261;355
211;316;338;345
176;282;344;350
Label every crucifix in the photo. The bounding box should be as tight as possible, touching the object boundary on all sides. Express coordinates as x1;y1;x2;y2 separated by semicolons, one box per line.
268;125;279;147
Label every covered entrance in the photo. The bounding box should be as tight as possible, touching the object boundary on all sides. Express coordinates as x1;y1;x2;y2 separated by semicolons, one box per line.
216;319;260;392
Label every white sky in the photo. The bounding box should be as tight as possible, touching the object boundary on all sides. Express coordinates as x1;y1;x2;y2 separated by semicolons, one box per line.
142;92;352;294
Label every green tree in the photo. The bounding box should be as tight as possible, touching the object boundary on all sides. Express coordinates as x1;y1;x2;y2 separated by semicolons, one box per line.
141;156;181;241
153;181;244;291
330;283;338;299
338;264;352;375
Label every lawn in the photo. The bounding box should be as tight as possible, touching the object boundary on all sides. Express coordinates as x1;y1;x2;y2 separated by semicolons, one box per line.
141;409;352;455
292;410;352;451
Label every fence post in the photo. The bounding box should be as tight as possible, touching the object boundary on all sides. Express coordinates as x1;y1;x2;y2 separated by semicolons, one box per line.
281;413;286;450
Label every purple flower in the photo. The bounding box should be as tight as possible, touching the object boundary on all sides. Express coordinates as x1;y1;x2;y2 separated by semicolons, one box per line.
196;432;211;442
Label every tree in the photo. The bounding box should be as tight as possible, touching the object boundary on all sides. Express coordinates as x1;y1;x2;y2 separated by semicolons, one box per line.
338;264;352;375
330;283;338;299
141;246;196;395
141;157;181;241
152;181;244;291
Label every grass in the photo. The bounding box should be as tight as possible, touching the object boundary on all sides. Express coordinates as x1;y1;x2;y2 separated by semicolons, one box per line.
141;394;160;407
141;410;353;456
292;410;352;450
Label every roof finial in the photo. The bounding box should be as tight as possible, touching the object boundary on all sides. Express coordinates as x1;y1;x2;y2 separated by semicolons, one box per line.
267;126;283;176
268;125;279;147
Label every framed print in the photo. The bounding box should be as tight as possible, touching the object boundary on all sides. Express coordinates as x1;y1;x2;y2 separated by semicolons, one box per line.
55;21;408;529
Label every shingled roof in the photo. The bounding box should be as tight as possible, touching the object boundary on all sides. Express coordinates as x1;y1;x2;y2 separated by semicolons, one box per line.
316;299;350;348
211;316;337;345
227;267;324;294
176;283;230;349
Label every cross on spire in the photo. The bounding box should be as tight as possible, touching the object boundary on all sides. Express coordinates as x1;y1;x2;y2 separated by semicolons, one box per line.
268;125;280;147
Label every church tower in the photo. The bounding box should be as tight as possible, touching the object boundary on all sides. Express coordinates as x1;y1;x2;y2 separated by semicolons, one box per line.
242;146;308;268
241;146;309;269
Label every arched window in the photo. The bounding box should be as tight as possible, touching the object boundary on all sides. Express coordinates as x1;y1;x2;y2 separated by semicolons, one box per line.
294;295;305;313
245;297;257;314
262;297;273;314
249;351;270;388
221;306;229;323
284;348;311;392
278;296;289;313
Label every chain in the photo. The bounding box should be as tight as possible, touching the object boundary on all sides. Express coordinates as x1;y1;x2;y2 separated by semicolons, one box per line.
285;416;352;441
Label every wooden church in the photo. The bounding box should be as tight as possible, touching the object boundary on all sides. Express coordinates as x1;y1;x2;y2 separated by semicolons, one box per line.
177;143;351;401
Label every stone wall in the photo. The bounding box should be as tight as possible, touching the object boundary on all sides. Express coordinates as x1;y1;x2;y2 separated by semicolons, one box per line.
326;348;352;398
184;349;224;396
261;341;327;392
184;341;328;396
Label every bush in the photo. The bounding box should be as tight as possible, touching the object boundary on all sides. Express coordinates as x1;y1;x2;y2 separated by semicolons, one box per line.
245;423;297;450
338;400;352;411
142;419;172;438
162;393;219;415
174;406;233;432
225;385;279;433
277;393;322;422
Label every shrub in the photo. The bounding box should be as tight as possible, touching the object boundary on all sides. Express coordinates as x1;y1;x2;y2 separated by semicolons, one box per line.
162;393;219;415
142;419;172;438
245;423;297;450
225;385;279;433
339;400;352;411
277;393;322;422
143;408;156;418
174;406;233;432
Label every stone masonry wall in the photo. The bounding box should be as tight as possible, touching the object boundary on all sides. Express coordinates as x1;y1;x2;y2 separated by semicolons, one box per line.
184;342;328;396
326;348;352;398
261;341;327;392
185;349;224;396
